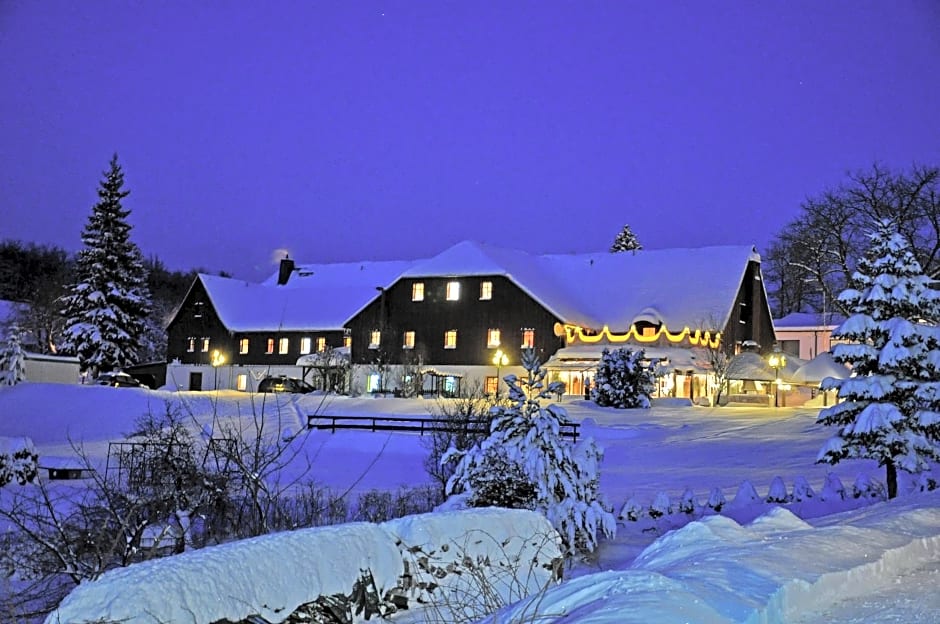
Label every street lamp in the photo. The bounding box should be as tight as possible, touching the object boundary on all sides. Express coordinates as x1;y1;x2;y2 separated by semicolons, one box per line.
767;347;786;408
211;349;226;390
492;349;508;397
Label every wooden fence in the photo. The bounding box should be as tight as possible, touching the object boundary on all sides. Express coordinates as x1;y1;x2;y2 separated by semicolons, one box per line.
307;414;580;441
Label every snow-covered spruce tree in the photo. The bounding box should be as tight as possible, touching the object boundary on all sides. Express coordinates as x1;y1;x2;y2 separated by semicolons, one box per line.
817;219;940;499
610;223;642;253
59;155;152;378
445;349;616;556
0;325;28;386
591;347;655;408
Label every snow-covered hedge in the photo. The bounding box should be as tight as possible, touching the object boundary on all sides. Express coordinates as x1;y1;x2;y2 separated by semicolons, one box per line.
46;508;561;624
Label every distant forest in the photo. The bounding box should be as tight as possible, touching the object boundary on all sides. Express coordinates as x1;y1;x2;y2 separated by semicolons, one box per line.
0;239;222;361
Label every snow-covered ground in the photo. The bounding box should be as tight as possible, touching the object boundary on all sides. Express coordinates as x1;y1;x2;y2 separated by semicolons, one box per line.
1;383;938;622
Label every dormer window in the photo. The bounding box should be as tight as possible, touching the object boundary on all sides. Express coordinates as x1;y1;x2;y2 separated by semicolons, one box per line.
446;281;460;301
193;301;204;318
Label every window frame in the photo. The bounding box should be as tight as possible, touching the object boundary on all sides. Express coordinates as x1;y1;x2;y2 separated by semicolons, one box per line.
486;328;501;348
369;330;381;349
521;328;535;349
238;338;249;355
445;281;460;301
403;330;415;350
480;280;493;300
412;282;425;301
265;338;275;354
444;329;458;349
278;337;289;355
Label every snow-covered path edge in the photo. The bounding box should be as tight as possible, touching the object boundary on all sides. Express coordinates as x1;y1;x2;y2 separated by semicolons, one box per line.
757;522;940;623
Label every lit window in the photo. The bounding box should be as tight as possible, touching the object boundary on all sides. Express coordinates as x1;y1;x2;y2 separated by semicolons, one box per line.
444;329;458;349
193;301;204;318
317;337;326;353
236;374;248;391
299;337;311;354
480;281;493;300
403;331;415;349
344;335;352;349
487;328;501;348
201;337;210;353
642;326;657;338
412;282;424;301
484;376;498;395
238;338;249;355
369;330;381;349
187;337;196;353
446;281;460;301
278;338;289;354
266;338;275;354
521;329;535;349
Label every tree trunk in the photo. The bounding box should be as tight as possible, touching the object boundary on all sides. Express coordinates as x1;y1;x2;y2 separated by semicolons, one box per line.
886;459;898;499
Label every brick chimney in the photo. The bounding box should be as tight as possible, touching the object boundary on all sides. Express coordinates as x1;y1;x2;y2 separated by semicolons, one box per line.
277;255;295;285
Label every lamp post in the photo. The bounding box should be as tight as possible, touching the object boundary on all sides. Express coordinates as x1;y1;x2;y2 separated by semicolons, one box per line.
767;347;786;408
211;349;226;390
492;349;508;398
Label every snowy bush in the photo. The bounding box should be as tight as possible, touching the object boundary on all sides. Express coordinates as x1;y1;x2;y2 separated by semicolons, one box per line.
618;497;644;522
817;219;940;499
791;476;815;502
445;349;617;556
591;347;655;409
677;488;697;515
766;476;789;503
729;480;761;507
649;491;671;518
820;473;846;501
706;487;726;512
0;326;27;387
0;437;37;487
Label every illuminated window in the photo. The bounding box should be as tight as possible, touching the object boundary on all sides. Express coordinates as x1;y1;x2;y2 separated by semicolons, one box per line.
265;338;275;354
521;329;535;349
193;301;204;318
299;337;311;354
278;338;289;354
403;331;415;349
444;329;458;349
484;376;498;395
642;326;657;338
369;330;381;349
487;328;501;348
317;337;326;352
238;338;249;355
201;337;210;353
446;281;460;301
412;282;424;301
236;374;248;391
186;337;196;353
480;281;493;300
344;335;352;349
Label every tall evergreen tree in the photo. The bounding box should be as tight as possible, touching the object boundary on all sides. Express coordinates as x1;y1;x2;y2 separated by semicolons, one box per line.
59;155;152;377
610;224;643;253
0;325;28;386
817;220;940;499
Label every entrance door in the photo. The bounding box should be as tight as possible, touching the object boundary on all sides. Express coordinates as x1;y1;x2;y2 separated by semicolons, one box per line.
189;372;203;391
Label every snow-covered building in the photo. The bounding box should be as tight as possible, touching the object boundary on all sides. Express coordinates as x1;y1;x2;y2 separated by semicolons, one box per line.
773;311;845;360
166;242;776;397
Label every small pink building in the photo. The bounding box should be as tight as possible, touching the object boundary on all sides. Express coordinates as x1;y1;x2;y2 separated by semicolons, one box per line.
773;312;844;360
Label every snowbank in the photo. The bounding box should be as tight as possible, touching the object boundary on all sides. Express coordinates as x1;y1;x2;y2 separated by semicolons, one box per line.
46;508;560;624
488;490;940;623
47;522;402;624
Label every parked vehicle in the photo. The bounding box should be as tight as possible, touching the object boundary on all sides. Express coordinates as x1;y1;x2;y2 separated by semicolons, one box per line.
96;371;146;388
257;376;315;394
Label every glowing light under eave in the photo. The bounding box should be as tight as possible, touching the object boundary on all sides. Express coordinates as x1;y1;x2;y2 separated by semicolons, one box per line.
563;324;722;349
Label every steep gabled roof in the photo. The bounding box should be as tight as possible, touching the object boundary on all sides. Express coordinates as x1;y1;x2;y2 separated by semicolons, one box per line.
198;259;413;332
395;241;760;331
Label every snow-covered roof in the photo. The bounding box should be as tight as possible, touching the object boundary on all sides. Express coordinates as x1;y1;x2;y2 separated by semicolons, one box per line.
790;352;852;385
727;351;805;382
545;344;711;373
198;259;413;332
195;241;760;333
397;241;761;331
774;312;845;330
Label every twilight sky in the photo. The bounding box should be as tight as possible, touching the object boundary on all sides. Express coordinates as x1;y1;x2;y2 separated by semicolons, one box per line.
2;2;939;281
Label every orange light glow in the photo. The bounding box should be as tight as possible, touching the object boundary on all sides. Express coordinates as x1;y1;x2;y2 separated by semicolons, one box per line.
563;324;721;349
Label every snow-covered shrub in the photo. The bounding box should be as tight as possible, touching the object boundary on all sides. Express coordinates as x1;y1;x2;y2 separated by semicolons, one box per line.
817;219;940;499
591;347;655;409
729;480;760;507
677;488;697;515
820;473;846;501
706;487;726;512
914;472;937;492
649;492;671;519
791;476;815;502
0;437;37;487
618;497;644;522
445;349;616;557
851;473;885;500
0;326;27;387
766;476;789;503
465;446;537;509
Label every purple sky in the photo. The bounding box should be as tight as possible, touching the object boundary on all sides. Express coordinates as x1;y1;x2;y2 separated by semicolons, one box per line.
2;2;939;281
